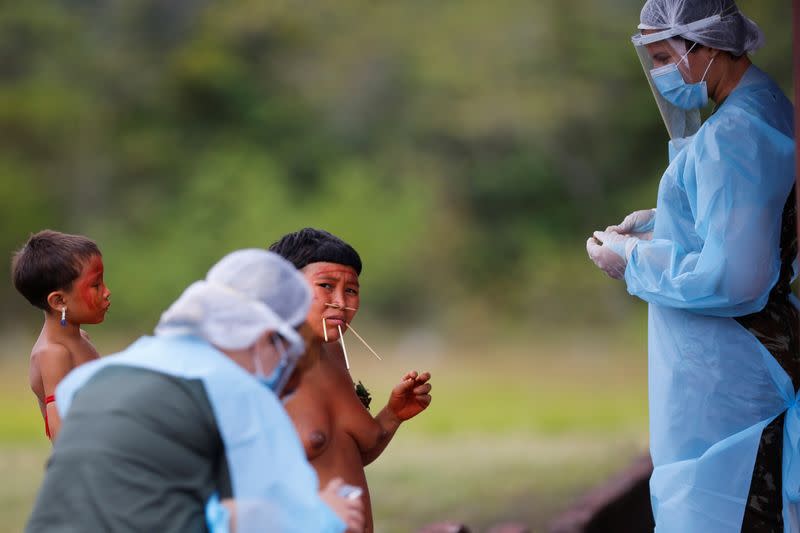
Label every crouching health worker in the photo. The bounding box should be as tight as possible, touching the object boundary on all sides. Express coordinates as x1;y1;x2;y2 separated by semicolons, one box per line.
25;250;363;533
587;1;798;531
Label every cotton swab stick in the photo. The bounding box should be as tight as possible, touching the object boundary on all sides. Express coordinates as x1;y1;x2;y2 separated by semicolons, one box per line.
323;317;328;342
345;322;383;361
337;325;350;369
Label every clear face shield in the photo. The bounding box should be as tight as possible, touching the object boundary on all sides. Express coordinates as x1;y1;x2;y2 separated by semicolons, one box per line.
630;14;720;140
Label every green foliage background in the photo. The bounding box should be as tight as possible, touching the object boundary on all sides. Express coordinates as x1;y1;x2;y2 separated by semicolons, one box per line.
0;1;792;334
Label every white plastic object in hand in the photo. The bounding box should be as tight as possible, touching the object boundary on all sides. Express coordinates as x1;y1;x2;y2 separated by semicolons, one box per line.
586;236;627;280
337;484;363;501
593;230;639;261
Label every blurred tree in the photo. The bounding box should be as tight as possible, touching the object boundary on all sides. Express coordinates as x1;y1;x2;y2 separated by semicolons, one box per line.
0;0;790;331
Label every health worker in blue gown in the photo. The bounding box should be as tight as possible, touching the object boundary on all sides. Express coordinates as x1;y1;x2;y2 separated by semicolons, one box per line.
586;0;798;531
26;250;364;533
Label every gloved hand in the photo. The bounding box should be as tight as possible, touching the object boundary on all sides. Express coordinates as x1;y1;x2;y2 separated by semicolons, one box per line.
593;230;639;260
586;237;626;280
586;231;640;280
606;208;656;240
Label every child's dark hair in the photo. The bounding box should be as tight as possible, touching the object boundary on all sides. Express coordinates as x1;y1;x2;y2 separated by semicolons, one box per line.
268;228;362;275
11;230;101;310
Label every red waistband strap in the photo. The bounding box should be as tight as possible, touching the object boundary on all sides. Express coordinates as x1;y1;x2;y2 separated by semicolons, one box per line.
45;395;56;404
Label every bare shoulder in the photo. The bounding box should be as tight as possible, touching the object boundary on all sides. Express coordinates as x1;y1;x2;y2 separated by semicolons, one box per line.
74;336;101;364
33;342;76;392
31;342;71;366
318;351;380;430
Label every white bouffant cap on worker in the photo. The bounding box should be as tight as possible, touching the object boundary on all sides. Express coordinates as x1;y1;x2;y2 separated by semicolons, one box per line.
638;0;763;56
155;249;311;352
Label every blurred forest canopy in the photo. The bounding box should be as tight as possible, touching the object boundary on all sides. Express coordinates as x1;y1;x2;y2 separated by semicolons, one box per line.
0;1;793;334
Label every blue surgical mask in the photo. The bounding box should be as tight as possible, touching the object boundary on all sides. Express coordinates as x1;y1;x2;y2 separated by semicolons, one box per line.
252;336;292;394
650;45;715;111
256;357;288;390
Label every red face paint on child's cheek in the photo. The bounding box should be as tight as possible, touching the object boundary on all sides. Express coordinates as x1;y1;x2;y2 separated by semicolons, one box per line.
76;256;105;312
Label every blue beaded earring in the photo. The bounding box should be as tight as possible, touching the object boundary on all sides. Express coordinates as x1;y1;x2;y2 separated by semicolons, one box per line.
60;308;67;327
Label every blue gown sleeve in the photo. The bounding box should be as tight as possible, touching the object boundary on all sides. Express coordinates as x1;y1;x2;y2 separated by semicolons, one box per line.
217;386;346;533
205;493;231;533
230;498;343;533
624;109;794;317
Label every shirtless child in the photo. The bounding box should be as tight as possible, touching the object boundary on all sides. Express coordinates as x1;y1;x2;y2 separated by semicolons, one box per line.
270;228;432;532
12;230;111;442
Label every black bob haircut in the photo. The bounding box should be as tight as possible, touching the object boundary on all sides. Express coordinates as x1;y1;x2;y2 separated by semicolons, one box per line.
12;229;101;310
269;228;362;275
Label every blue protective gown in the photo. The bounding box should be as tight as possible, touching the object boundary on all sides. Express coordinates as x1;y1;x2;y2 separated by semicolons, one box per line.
624;65;798;532
55;334;345;533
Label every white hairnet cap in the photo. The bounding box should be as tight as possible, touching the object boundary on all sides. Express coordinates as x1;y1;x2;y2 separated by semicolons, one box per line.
155;249;311;351
639;0;763;56
206;249;310;328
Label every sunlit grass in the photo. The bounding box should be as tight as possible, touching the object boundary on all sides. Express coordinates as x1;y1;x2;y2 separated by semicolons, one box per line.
0;443;49;532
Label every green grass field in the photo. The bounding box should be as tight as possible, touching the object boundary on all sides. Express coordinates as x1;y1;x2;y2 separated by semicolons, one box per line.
0;322;649;532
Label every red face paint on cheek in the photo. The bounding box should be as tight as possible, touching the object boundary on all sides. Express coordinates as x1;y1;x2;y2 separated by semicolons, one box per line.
76;256;105;312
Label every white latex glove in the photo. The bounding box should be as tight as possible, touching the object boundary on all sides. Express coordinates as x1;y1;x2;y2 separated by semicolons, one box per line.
586;236;627;280
586;231;640;280
593;230;639;260
606;208;656;240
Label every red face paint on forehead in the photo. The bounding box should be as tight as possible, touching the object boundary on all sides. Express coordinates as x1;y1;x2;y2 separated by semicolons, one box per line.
76;255;105;311
82;255;104;279
302;262;360;285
